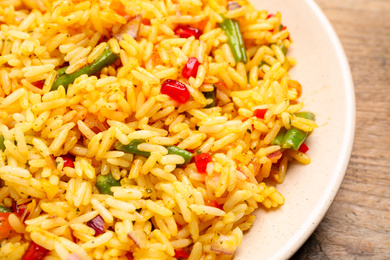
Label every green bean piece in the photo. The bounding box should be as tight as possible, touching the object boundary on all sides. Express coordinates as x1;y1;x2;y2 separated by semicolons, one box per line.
96;173;121;195
281;127;308;150
115;139;151;158
0;205;11;213
167;146;193;164
219;15;248;63
56;66;68;77
0;135;5;152
51;46;119;91
115;139;193;164
203;87;217;108
271;128;287;146
280;43;287;55
294;112;315;121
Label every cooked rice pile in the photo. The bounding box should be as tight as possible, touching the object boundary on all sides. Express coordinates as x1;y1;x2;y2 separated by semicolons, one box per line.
0;0;317;259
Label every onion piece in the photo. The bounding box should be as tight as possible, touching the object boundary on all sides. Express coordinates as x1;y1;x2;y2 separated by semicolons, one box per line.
114;15;142;41
267;150;283;163
83;113;107;134
127;230;148;248
68;253;83;260
227;1;241;10
87;215;105;236
210;234;237;255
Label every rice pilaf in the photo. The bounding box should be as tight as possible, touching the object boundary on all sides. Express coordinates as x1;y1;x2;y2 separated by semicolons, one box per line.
0;0;317;259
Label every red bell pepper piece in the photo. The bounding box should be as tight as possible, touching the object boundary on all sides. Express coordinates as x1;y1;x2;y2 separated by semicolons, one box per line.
254;109;268;119
194;153;212;174
62;154;75;168
161;79;190;104
175;26;202;39
174;248;190;259
182;57;200;79
21;242;49;260
298;142;309;153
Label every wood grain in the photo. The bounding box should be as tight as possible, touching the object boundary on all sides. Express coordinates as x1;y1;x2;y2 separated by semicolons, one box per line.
292;0;390;259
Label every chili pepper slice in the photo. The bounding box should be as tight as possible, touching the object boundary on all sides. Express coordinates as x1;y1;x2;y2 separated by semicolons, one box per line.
161;79;190;104
182;57;200;79
194;153;212;173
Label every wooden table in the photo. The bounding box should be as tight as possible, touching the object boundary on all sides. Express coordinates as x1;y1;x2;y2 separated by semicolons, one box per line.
292;0;390;258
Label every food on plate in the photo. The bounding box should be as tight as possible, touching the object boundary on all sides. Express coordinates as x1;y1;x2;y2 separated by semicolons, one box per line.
0;0;317;259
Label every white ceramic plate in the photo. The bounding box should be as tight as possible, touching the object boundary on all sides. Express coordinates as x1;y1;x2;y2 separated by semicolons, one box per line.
237;0;355;259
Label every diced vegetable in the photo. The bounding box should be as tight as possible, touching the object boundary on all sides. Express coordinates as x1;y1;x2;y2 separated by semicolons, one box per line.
0;205;11;213
32;80;44;89
279;112;315;150
96;173;121;195
51;46;119;91
227;1;241;10
116;140;193;164
0;135;5;151
271;128;286;146
194;153;212;173
166;146;193;164
87;215;105;236
114;15;142;41
174;248;190;259
219;15;248;63
281;127;307;150
161;79;190;104
128;230;148;248
67;253;83;260
182;57;200;79
294;112;315;121
298;142;309;153
205;200;222;210
280;42;287;55
211;234;236;255
115;139;151;158
203;87;217;108
84;113;107;133
175;26;202;39
266;14;275;19
13;202;29;221
254;108;268;119
21;242;49;260
0;213;13;239
62;154;75;168
267;150;283;163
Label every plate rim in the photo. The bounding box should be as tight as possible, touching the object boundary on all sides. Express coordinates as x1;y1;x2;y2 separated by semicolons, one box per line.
272;0;356;259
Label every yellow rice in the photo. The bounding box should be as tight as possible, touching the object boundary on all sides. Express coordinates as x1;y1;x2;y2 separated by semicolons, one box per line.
0;0;317;259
